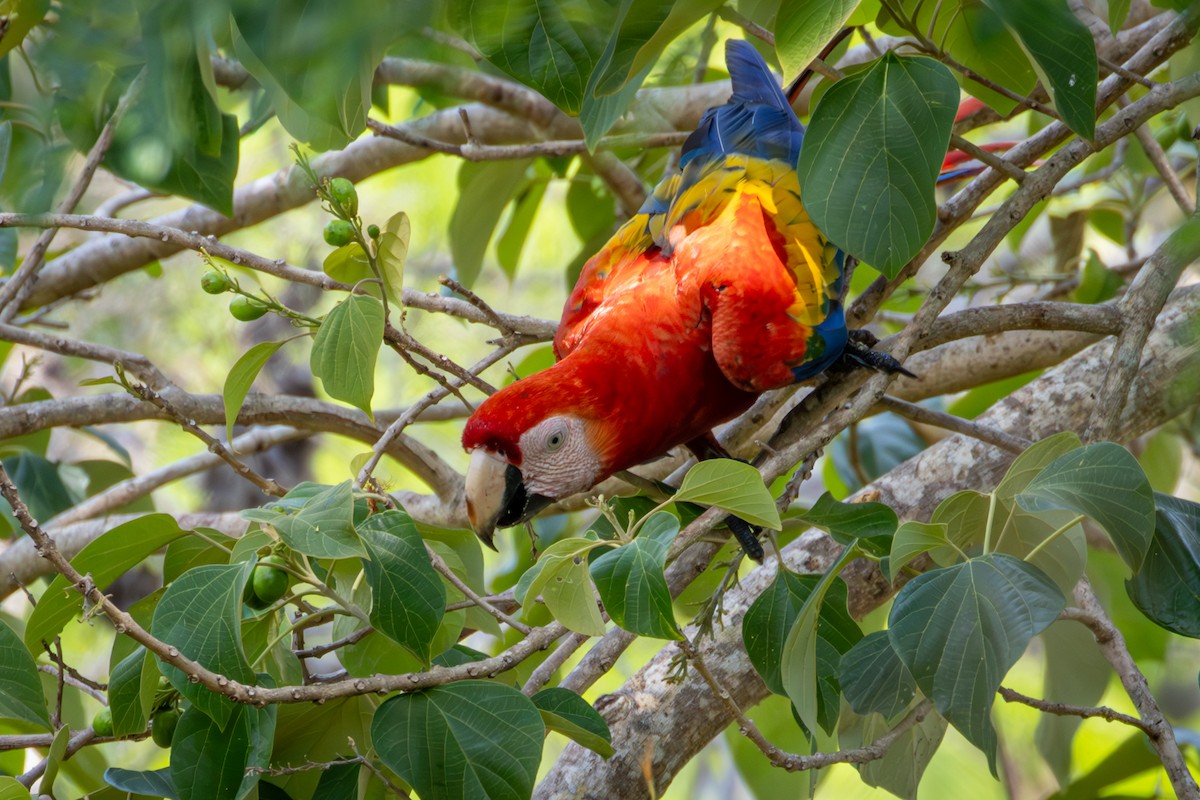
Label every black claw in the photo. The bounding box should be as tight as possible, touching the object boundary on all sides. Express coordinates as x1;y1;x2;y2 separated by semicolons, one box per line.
725;515;764;562
840;337;918;379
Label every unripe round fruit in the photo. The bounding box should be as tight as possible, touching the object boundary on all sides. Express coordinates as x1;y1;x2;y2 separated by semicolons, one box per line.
200;271;231;294
92;706;114;737
247;555;289;609
329;178;358;216
367;223;381;240
324;219;355;247
229;296;268;321
151;707;181;748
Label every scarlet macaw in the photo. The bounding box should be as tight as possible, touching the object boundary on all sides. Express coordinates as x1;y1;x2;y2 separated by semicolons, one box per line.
462;40;899;552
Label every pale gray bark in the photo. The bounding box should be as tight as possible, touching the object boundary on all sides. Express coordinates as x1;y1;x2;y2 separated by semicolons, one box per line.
534;285;1200;800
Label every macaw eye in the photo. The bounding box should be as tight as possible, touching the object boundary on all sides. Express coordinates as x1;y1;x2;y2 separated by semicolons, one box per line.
546;430;566;451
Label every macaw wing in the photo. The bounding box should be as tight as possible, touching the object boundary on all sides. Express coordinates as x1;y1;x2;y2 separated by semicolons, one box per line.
669;155;847;393
554;204;662;358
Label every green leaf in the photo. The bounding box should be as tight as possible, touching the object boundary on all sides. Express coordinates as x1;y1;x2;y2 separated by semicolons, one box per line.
322;243;372;285
449;1;602;114
378;210;410;307
744;568;861;725
674;459;781;530
795;492;897;554
1108;0;1131;33
516;538;607;637
848;705;948;799
776;0;860;79
888;553;1065;774
104;768;175;798
448;159;532;287
1019;442;1155;570
0;0;49;59
929;489;990;564
798;53;958;277
589;513;682;640
995;431;1082;500
993;505;1086;596
269;698;372;800
223;341;286;433
1125;493;1200;637
1;452;78;522
839;630;917;719
151;562;256;727
580;58;653;150
1036;620;1110;783
270;480;364;560
311;294;384;418
112;108;239;217
777;569;862;735
357;510;445;665
108;645;156;737
373;680;544;800
26;514;187;649
170;699;276;800
496;179;547;277
230;2;397;149
981;0;1098;139
887;521;949;581
532;687;613;759
0;617;49;728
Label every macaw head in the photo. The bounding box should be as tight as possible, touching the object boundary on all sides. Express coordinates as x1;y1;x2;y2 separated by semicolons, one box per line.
461;366;614;549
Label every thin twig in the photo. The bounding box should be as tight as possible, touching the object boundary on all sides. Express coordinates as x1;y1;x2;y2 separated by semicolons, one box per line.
1132;120;1197;215
998;685;1151;734
1067;581;1199;799
0;213;345;292
427;547;532;635
679;638;934;771
878;396;1032;453
523;632;590;695
122;376;288;498
948;134;1026;184
38;664;108;704
0;72;143;322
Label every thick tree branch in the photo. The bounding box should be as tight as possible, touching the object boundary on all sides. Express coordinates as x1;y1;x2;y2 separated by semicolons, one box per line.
536;285;1200;798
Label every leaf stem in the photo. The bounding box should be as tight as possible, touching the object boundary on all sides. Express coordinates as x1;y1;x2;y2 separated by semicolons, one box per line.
1023;514;1085;563
983;491;998;554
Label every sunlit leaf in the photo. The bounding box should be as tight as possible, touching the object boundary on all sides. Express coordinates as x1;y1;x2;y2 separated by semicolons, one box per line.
675;459;781;530
268;481;363;559
776;0;859;79
310;294;384;418
378;210;410;307
223;341;286;433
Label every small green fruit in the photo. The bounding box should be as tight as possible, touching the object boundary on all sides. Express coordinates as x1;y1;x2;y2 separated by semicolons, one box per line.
151;707;181;748
324;219;355;247
229;296;268;321
92;706;114;737
367;223;381;240
247;555;290;609
200;270;231;294
329;178;358;216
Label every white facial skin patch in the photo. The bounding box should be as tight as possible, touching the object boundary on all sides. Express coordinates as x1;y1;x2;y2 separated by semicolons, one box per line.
517;416;601;499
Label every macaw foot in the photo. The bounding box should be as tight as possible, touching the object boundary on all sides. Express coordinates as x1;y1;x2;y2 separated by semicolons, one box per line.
685;434;766;561
840;332;918;379
725;515;765;562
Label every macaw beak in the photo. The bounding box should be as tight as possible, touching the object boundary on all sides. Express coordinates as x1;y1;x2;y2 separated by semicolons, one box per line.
464;449;554;550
